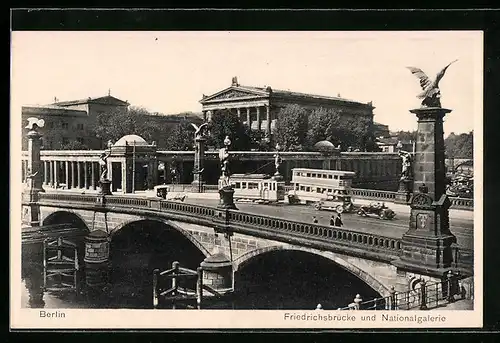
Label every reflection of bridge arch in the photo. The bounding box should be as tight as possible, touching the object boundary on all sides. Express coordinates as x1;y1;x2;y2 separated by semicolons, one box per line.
111;218;210;257
42;210;90;233
234;245;390;297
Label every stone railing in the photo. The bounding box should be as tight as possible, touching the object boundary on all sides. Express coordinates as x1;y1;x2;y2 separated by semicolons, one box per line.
350;188;397;201
35;192;403;263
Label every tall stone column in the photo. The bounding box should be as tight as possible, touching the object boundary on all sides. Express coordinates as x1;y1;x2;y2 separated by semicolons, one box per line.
84;162;89;189
237;108;241;121
71;161;77;188
43;161;49;185
54;161;59;188
246;107;251;128
266;105;271;137
22;120;45;227
256;106;261;132
394;107;456;276
65;161;70;189
91;162;96;190
48;160;54;188
191;136;206;193
77;162;82;188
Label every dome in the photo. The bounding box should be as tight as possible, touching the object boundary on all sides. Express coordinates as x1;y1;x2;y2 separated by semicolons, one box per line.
314;140;335;148
113;134;149;147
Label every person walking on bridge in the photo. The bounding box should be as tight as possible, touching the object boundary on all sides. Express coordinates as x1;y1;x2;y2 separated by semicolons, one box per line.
312;216;318;224
334;213;343;227
330;215;336;226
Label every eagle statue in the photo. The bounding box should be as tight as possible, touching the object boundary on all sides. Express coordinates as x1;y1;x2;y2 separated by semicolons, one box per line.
25;117;45;130
190;122;209;139
406;59;458;108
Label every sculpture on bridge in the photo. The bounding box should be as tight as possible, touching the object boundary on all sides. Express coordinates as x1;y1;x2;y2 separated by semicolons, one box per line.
190;122;209;141
406;59;458;108
274;143;283;177
99;151;111;181
219;136;232;187
398;150;413;180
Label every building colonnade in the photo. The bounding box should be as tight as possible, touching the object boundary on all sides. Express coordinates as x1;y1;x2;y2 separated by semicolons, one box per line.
203;105;273;137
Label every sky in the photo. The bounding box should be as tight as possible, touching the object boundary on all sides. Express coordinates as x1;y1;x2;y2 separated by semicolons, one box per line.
11;31;482;136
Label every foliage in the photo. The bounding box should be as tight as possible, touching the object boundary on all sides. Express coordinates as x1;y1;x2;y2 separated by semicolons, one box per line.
164;120;194;151
61;140;89;150
394;130;418;142
206;109;253;150
92;106;160;147
274;104;309;151
304;107;379;151
445;131;473;158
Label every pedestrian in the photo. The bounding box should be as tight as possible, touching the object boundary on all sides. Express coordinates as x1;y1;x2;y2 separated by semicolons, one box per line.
312;216;318;224
335;213;343;227
330;215;335;226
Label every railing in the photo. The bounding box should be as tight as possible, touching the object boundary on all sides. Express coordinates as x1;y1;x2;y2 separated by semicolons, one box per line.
35;191;473;272
338;273;468;311
350;188;397;201
36;192;403;261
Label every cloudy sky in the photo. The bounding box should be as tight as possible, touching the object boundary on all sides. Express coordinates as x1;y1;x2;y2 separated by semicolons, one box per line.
11;31;482;136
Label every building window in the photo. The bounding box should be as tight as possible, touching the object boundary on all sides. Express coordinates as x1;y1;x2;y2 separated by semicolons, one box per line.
62;122;69;129
62;137;69;145
77;123;84;130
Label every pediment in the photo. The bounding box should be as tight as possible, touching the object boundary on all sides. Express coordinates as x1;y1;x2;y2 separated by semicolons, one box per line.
201;87;268;103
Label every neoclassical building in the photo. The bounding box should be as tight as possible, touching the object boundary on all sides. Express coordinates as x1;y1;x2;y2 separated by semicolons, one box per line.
200;77;375;140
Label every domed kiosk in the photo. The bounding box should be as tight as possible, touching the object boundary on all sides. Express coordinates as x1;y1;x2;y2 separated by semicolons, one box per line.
106;134;158;193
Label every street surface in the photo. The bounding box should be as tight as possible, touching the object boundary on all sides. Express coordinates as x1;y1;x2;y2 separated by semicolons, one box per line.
183;197;474;250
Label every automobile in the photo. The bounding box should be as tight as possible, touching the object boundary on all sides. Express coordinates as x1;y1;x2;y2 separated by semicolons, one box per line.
356;202;396;220
154;185;186;202
313;194;354;214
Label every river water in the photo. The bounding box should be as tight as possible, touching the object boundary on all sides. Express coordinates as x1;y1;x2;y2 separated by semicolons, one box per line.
21;249;381;310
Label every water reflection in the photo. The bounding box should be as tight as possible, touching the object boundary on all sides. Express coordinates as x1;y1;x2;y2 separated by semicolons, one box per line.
22;249;382;310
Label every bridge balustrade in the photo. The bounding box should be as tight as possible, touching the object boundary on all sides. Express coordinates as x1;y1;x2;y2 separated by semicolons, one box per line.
35;192;404;260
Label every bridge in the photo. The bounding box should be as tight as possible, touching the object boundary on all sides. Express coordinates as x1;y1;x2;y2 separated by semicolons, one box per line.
19;107;475;310
22;188;473;306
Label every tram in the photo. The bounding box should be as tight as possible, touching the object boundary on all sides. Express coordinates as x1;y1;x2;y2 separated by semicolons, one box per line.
219;173;286;203
286;168;356;213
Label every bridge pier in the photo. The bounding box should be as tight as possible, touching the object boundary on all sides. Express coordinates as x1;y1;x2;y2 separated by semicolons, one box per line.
84;230;111;300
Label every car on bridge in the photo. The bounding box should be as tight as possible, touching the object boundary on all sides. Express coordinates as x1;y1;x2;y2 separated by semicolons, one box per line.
356;202;396;220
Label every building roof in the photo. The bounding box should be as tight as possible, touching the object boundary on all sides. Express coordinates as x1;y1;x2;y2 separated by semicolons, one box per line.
22;105;88;117
113;134;149;147
200;78;373;108
51;95;129;107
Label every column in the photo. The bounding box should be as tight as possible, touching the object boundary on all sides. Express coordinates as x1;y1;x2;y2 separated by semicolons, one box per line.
71;161;77;188
43;161;49;185
237;108;241;121
256;106;261;131
54;161;59;188
77;162;82;188
65;161;70;189
22;123;44;226
266;105;271;137
49;160;54;187
246;107;251;128
84;162;89;189
91;162;96;190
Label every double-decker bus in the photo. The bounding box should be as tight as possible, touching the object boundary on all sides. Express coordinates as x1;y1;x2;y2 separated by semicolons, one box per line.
219;173;286;203
286;168;356;213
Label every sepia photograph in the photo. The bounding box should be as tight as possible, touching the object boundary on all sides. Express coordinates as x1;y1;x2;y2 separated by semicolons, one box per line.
10;28;482;329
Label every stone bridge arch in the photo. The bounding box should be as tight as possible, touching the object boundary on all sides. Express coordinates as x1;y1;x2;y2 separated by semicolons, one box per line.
234;245;392;297
42;210;91;233
110;217;211;258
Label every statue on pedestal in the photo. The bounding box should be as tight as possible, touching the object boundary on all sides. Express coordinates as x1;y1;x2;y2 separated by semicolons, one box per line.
406;59;458;108
274;143;283;176
219;136;231;187
99;151;111;181
399;150;413;180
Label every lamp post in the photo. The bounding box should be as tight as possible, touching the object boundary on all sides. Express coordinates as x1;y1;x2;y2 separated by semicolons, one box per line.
217;135;237;210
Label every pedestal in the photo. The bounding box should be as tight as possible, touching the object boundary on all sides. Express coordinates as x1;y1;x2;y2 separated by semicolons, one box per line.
393;107;457;277
84;230;110;296
200;253;234;295
191;180;204;193
395;178;413;204
218;186;238;210
99;179;112;195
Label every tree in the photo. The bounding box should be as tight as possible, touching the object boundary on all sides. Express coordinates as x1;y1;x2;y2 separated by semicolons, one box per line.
305;107;341;148
445;131;473;159
395;130;418;142
206;109;253;150
274;104;308;151
164;120;194;151
61;140;89;150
